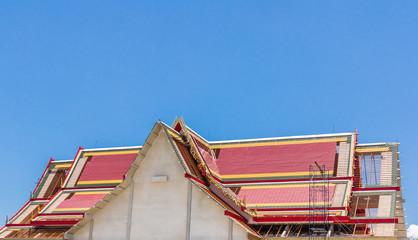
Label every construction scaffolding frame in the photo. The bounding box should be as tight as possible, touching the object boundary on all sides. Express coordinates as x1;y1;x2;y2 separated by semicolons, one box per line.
309;162;330;240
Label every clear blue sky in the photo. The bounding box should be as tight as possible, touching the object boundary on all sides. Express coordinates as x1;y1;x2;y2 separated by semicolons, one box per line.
0;1;417;227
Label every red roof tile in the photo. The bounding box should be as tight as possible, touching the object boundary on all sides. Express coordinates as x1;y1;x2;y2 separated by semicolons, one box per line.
78;154;137;182
215;142;337;176
55;193;108;210
238;184;335;207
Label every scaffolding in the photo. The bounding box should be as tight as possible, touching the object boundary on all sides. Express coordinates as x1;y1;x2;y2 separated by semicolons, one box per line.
309;162;330;240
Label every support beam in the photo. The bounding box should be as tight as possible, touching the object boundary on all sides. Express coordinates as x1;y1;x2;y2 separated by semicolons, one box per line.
186;181;192;240
281;225;290;237
228;218;233;240
125;177;134;240
327;224;334;237
275;225;283;237
85;214;94;240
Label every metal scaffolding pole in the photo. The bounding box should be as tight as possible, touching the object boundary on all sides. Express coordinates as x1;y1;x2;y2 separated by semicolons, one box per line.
309;162;330;240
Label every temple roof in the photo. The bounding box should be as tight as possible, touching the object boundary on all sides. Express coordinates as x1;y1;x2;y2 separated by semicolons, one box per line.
1;118;405;239
0;146;140;239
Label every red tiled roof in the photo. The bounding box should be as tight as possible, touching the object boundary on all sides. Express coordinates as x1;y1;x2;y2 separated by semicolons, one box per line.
238;184;335;207
215;142;337;176
55;193;108;211
78;154;137;182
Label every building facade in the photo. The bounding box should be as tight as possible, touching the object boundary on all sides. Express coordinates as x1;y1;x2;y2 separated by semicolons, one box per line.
0;118;407;239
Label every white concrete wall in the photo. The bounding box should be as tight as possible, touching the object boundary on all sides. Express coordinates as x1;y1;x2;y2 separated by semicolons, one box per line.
92;186;130;239
190;184;248;240
129;130;189;240
72;223;90;240
71;129;250;240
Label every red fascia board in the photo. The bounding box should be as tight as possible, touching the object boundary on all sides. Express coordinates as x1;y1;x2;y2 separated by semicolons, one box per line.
30;198;52;201
8;200;31;222
348;218;398;224
32;158;54;195
185;173;209;187
225;210;248;223
253;216;349;223
253;216;398;224
5;223;31;227
224;176;354;185
30;220;79;226
352;187;400;192
255;207;346;212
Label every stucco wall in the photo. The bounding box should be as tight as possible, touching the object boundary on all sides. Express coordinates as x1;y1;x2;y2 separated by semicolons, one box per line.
129;130;189;239
72;220;90;240
190;183;248;240
71;128;249;240
93;185;130;239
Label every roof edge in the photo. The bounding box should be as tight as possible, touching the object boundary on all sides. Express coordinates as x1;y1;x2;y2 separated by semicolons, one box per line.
208;132;355;145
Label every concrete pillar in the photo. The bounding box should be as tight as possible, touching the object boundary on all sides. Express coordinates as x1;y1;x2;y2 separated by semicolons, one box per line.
186;181;192;240
228;218;233;240
84;214;94;240
126;177;134;240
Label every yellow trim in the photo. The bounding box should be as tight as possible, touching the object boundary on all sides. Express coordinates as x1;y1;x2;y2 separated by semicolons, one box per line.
77;180;123;185
210;169;222;178
219;171;333;179
53;208;90;211
54;164;72;168
241;183;335;190
82;150;139;157
247;202;331;207
211;137;347;149
38;216;83;219
74;191;111;195
356;147;389;153
166;128;181;137
264;210;342;215
167;131;183;142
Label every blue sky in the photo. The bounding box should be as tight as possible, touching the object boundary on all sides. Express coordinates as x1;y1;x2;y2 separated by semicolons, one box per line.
0;1;417;228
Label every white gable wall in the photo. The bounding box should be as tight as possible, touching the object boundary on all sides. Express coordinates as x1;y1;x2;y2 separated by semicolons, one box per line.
71;128;250;240
129;130;189;239
92;186;131;239
73;225;89;240
190;183;248;240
